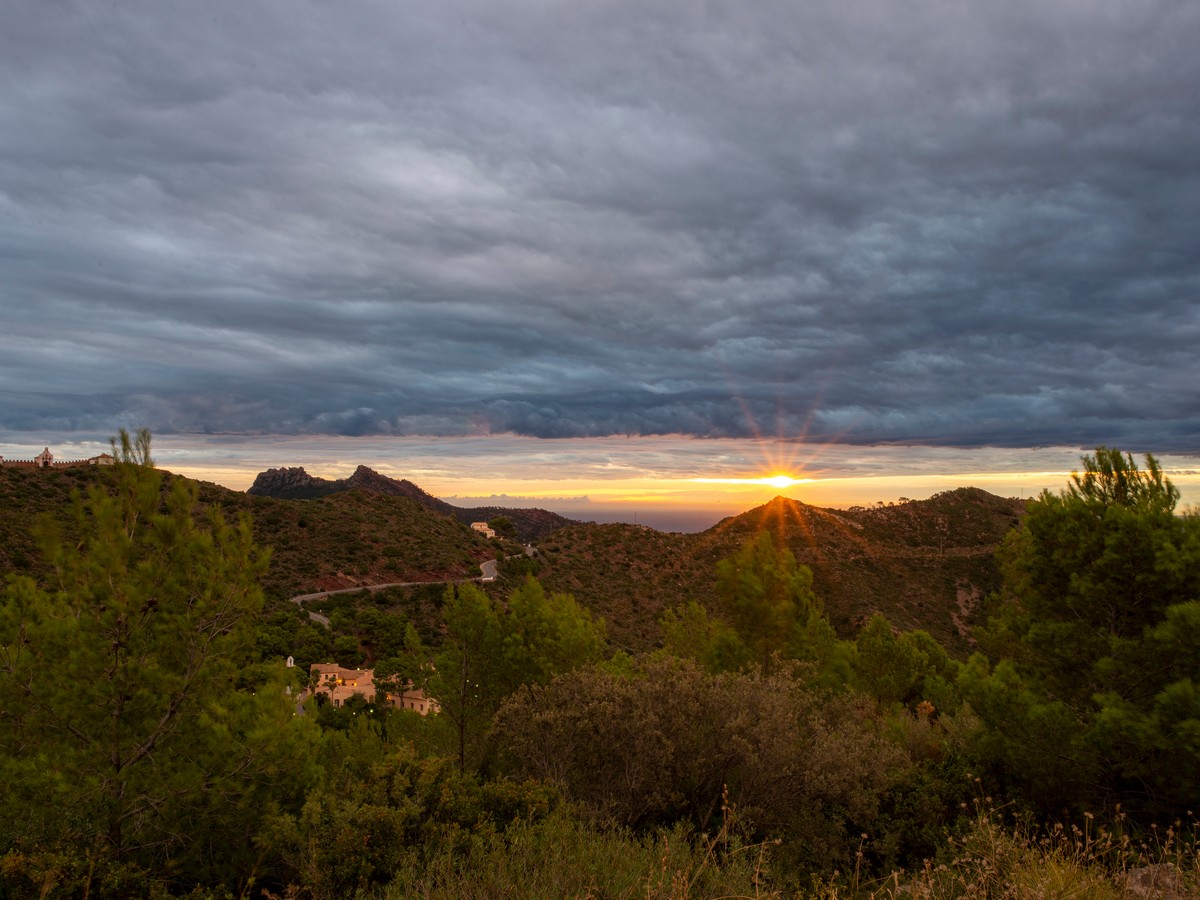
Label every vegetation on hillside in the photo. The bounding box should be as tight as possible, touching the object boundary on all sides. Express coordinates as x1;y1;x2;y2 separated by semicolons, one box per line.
0;464;492;602
1;437;1197;897
537;488;1024;654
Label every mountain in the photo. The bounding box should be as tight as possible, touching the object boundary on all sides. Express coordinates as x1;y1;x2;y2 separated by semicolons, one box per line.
247;464;579;542
534;489;1026;655
248;464;455;509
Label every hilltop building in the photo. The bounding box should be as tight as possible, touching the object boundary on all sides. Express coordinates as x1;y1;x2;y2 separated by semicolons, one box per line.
0;447;114;469
470;521;496;538
307;662;437;715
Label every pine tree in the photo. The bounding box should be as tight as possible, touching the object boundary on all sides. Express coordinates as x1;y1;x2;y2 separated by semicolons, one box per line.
964;448;1200;818
714;532;840;673
0;430;315;889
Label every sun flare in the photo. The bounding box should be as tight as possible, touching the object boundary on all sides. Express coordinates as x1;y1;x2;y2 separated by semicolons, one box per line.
690;473;814;488
764;474;802;488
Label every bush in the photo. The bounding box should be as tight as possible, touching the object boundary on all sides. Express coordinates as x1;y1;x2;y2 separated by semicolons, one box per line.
494;656;903;875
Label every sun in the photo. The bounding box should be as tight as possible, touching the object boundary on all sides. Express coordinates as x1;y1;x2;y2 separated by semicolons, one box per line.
690;472;814;488
764;473;802;489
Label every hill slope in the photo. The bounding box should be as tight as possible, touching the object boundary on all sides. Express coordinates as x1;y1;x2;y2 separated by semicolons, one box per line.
535;489;1025;655
0;465;491;602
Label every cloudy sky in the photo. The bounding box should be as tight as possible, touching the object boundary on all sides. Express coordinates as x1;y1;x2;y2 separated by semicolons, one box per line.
3;1;1198;526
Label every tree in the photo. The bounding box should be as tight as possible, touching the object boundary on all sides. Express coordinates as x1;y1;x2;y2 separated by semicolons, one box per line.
660;600;752;673
964;448;1200;818
428;577;606;771
502;575;606;690
713;533;843;675
0;429;315;889
428;583;504;771
487;515;516;539
853;614;959;711
994;448;1198;706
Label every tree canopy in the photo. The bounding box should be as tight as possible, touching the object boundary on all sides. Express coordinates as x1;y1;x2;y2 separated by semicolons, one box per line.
428;576;605;770
664;532;845;679
965;448;1200;817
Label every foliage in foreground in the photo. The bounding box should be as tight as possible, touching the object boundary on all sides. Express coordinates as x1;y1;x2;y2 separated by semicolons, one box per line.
368;804;1200;900
495;655;902;865
962;448;1200;820
378;806;777;900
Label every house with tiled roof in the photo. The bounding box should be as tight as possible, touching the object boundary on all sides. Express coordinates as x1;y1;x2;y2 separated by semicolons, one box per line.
308;662;437;715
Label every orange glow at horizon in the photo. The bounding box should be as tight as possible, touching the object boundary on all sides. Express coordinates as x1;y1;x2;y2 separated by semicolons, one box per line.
26;433;1195;529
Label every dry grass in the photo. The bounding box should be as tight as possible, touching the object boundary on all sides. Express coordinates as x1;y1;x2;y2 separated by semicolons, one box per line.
378;802;783;900
808;801;1200;900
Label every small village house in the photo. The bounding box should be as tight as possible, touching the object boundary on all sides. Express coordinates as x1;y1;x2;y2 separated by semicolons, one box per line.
307;662;437;715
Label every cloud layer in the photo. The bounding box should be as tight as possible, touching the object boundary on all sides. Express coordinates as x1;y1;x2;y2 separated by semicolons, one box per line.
3;0;1198;450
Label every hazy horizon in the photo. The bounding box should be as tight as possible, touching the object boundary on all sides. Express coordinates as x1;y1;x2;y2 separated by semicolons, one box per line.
6;431;1199;534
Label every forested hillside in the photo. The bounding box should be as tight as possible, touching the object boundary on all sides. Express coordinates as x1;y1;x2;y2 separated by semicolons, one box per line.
2;464;1019;654
536;488;1025;654
0;464;493;601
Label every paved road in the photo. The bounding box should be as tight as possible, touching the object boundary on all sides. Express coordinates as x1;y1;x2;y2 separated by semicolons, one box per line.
289;560;498;628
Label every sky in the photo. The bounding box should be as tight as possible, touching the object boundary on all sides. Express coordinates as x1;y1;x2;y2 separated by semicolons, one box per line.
3;1;1199;530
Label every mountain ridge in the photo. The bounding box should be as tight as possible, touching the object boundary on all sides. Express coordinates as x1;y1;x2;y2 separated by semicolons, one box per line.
247;464;580;542
2;464;1025;657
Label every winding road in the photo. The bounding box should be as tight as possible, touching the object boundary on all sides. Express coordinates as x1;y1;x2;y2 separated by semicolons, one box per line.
289;559;498;628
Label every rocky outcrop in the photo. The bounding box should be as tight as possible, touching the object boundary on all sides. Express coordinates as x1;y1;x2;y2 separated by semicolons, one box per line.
247;466;332;498
248;464;458;512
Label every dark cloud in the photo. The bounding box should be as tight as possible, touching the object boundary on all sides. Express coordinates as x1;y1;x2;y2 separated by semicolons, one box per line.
2;0;1198;451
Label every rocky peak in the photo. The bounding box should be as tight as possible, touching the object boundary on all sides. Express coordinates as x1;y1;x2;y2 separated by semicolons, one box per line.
247;466;321;496
345;465;391;490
